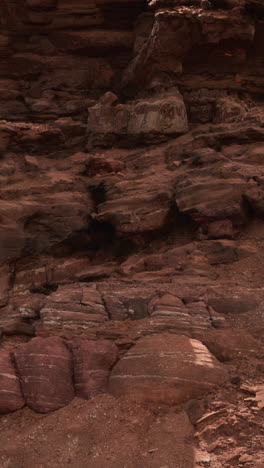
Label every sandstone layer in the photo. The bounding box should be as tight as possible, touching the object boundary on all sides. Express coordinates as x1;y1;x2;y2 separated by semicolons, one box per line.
0;0;264;466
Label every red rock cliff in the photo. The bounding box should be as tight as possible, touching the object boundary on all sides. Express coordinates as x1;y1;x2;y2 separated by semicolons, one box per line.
0;0;264;466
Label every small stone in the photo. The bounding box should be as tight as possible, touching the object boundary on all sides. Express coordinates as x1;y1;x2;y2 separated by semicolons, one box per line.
207;441;219;452
239;454;253;463
207;220;234;240
99;92;118;106
200;0;211;10
225;448;243;462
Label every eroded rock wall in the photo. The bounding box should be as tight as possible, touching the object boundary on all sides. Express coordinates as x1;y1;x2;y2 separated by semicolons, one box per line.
0;0;264;466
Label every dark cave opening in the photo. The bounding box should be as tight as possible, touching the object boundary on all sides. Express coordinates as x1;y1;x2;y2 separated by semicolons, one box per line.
183;39;253;75
29;283;58;295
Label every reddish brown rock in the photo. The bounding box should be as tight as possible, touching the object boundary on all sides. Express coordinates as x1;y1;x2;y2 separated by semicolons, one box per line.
0;307;35;336
213;97;247;124
99;282;155;321
0;396;195;468
206;286;260;314
203;328;262;362
108;334;228;404
71;339;118;399
49;30;133;53
13;257;117;295
87;94;188;145
0;351;24;414
0;0;263;465
0;263;11;307
85;154;125;177
0;154;94;260
120;239;254;281
13;337;74;413
244;185;264;218
123;7;255;90
207;219;234;239
146;295;212;336
9;293;45;319
175;172;247;224
95;171;174;235
39;284;109;334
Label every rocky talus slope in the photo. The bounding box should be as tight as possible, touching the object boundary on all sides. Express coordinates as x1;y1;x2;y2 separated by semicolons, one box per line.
0;0;264;466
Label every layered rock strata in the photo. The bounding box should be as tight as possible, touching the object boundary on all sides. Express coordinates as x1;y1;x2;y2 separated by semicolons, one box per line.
109;334;228;404
0;351;24;414
0;0;264;466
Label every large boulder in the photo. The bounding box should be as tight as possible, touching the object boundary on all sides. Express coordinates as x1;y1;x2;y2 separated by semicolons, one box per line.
108;334;228;404
95;170;174;235
0;351;24;414
13;337;74;413
122;8;255;90
128;96;188;135
87;94;188;143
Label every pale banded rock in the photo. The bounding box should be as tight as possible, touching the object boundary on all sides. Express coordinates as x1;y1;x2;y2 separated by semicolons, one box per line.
108;334;228;404
0;309;22;331
71;339;118;399
87;95;188;141
0;351;24;414
40;284;109;333
13;257;116;295
99;282;154;320
145;294;211;335
13;337;74;413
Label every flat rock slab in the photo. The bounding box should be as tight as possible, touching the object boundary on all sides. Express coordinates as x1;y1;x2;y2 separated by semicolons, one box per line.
108;333;228;404
0;351;24;414
13;337;74;413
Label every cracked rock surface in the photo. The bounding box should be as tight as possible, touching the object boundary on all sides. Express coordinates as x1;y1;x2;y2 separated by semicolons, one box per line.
0;0;264;466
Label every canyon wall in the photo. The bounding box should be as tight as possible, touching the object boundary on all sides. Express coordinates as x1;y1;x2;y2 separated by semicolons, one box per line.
0;0;264;466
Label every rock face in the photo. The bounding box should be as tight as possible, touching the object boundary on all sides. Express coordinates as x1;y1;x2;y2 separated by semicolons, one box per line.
39;284;109;334
123;6;257;95
0;351;24;414
0;0;264;466
95;170;175;235
13;337;74;413
109;334;228;404
71;339;118;398
87;94;188;144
